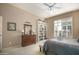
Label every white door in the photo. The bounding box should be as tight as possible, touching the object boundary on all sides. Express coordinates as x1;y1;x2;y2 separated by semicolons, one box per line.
0;16;2;49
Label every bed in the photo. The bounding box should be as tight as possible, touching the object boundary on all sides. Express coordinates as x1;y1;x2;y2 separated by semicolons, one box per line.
43;38;79;55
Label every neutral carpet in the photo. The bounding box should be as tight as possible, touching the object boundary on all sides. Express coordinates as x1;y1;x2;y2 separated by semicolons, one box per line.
0;40;46;55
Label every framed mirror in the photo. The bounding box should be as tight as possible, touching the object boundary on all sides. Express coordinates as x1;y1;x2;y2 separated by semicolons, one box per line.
24;24;32;35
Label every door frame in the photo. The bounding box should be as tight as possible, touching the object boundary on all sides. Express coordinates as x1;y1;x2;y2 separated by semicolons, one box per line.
0;16;2;50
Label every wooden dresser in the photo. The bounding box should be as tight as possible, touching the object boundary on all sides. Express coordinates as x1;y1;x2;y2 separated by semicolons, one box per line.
22;34;36;47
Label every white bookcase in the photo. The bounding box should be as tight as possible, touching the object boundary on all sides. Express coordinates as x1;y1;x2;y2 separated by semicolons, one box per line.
37;20;47;41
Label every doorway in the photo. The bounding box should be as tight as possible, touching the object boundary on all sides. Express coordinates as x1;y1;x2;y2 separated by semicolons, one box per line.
0;16;2;51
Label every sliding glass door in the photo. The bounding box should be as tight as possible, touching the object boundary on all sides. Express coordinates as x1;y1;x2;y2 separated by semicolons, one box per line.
54;17;73;38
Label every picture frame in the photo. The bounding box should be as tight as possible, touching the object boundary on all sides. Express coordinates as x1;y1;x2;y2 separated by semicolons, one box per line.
24;24;32;35
7;22;16;31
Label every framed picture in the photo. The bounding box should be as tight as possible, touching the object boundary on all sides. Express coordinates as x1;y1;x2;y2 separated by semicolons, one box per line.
7;22;16;31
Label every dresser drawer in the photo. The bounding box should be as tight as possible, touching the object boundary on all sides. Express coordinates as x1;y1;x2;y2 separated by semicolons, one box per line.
22;35;36;46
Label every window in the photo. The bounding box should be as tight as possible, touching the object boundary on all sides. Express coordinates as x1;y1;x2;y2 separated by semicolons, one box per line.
54;17;72;38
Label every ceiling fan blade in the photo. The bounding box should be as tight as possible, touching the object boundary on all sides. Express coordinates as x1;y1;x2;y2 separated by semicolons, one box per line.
55;7;62;9
43;3;50;7
50;3;56;7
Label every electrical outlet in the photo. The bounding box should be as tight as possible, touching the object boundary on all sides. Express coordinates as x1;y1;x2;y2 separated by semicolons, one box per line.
9;42;12;45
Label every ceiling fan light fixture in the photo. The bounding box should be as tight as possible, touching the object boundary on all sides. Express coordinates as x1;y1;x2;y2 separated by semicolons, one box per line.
43;3;61;15
43;3;56;14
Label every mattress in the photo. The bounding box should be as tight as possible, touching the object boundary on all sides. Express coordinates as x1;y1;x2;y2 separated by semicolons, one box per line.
43;38;79;55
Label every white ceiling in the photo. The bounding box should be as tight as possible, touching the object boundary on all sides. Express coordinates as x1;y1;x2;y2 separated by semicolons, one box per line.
10;3;79;18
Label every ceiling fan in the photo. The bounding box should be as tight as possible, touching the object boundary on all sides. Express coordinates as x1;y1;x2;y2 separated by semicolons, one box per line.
43;3;61;11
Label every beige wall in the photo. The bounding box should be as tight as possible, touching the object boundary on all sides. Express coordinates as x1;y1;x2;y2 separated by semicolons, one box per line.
0;4;39;48
45;10;79;39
